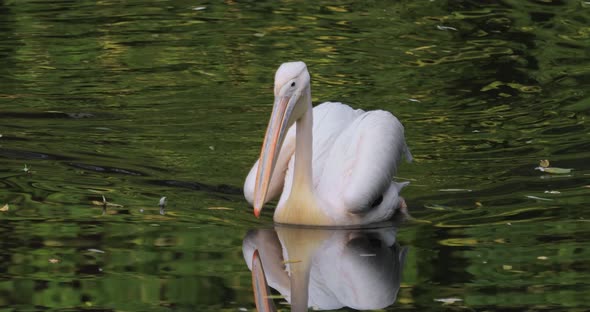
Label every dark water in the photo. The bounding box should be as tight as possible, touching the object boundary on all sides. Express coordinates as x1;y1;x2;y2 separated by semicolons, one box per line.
1;0;589;311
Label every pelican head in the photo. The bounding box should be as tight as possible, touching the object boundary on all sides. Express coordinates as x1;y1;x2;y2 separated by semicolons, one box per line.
253;62;311;217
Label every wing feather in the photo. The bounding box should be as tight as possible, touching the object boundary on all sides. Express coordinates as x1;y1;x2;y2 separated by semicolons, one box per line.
317;109;411;215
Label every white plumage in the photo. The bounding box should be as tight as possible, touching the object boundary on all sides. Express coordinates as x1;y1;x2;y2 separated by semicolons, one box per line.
244;62;412;226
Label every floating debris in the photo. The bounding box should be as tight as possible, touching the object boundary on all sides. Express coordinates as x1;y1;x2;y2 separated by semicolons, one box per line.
208;146;215;151
424;203;451;211
537;256;548;260
48;258;60;264
91;195;123;208
0;204;8;212
87;248;105;254
525;195;553;201
502;264;513;270
544;190;561;194
192;6;206;11
22;164;34;175
408;98;421;102
159;196;167;207
535;159;572;174
207;207;234;210
536;167;572;174
436;25;458;31
393;176;418;181
158;196;167;215
475;201;483;208
434;298;462;304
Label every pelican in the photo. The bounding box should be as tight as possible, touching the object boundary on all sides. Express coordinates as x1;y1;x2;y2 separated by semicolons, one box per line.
244;61;412;226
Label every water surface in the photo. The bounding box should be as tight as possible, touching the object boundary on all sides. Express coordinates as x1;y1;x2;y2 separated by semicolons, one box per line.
1;0;589;311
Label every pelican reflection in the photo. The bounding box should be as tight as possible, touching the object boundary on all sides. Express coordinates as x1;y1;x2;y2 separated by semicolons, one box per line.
243;226;407;311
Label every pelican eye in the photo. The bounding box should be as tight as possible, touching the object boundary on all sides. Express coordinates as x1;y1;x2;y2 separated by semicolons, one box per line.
291;82;296;87
370;195;384;208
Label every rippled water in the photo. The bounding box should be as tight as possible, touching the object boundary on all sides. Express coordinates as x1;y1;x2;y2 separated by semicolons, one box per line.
1;0;589;311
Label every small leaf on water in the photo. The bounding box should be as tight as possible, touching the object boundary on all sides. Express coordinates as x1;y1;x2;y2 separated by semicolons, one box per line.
539;159;550;168
87;248;105;254
93;196;123;207
541;167;572;174
544;190;561;194
436;25;458;31
502;264;512;270
0;204;8;212
424;203;450;211
475;201;483;208
525;195;553;201
537;256;548;260
434;298;462;304
49;258;60;264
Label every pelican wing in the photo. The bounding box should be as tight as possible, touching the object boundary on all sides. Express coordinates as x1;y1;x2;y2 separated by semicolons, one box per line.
316;106;411;217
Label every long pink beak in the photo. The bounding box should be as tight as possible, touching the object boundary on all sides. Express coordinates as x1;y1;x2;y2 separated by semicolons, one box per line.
253;95;293;217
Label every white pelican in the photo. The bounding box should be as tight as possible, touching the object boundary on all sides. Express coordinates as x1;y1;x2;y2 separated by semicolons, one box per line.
244;61;412;226
243;227;407;311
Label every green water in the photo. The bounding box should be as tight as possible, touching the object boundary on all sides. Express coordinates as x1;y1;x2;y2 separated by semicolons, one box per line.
1;0;589;311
